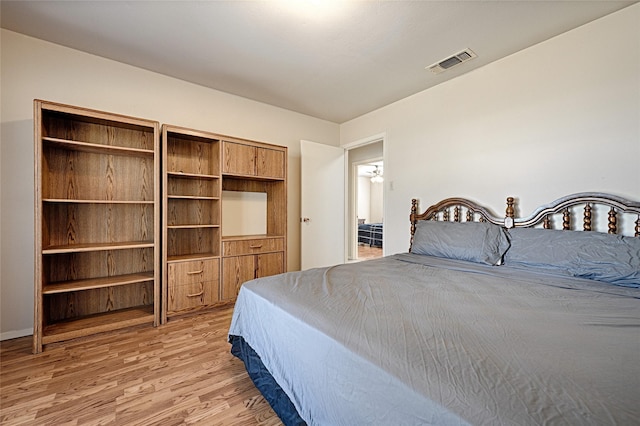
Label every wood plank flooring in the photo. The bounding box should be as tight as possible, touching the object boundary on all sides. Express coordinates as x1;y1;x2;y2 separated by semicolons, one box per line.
0;307;283;426
357;244;382;260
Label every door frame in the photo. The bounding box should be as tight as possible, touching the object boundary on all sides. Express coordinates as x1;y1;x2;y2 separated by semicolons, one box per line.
342;133;386;261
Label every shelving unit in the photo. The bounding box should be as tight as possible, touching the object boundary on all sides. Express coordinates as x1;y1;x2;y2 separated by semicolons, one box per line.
161;129;287;320
220;138;287;302
34;104;287;336
162;125;222;322
34;100;160;353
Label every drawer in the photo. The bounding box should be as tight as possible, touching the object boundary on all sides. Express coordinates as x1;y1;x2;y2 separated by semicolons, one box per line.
168;258;219;286
168;280;217;312
223;238;284;256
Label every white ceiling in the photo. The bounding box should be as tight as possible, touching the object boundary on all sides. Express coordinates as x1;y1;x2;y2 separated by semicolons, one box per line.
1;1;635;123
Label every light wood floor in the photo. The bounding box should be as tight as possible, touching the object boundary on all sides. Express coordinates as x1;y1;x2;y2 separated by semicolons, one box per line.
0;306;283;426
357;244;383;260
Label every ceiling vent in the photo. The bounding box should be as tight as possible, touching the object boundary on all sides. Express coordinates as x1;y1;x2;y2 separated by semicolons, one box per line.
427;49;477;74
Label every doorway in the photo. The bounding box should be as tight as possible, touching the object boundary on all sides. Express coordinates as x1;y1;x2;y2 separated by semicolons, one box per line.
346;139;384;261
355;161;384;260
300;136;384;269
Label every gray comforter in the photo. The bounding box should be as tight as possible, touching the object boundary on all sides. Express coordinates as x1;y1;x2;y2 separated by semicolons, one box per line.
228;254;640;425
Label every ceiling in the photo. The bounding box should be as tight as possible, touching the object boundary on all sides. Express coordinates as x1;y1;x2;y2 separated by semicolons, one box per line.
1;1;635;123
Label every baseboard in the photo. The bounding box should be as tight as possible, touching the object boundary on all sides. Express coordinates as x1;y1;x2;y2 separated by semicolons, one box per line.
0;328;33;341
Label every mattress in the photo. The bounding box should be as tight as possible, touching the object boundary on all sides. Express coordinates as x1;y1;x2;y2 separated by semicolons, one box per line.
228;254;640;425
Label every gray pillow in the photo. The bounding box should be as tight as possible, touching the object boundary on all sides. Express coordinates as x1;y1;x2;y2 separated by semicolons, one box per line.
504;227;640;287
412;221;510;265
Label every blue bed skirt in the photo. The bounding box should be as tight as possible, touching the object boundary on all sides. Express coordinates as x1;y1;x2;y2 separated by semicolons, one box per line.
229;335;307;426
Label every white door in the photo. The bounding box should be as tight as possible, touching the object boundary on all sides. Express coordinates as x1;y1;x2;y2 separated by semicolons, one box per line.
300;140;345;270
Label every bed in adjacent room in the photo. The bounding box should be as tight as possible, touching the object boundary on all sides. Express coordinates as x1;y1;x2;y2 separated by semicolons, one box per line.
229;192;640;426
357;222;383;247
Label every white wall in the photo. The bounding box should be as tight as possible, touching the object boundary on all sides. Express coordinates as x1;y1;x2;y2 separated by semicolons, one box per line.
357;177;384;224
341;4;640;256
0;29;340;339
369;182;383;223
357;176;371;222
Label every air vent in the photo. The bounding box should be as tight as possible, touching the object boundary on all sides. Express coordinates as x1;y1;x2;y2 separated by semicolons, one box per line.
427;49;477;74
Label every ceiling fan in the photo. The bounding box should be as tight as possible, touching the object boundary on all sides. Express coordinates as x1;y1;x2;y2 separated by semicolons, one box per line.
370;165;383;183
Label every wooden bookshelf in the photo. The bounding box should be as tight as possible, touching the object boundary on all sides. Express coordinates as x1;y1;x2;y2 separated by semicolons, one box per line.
162;125;223;322
33;100;160;353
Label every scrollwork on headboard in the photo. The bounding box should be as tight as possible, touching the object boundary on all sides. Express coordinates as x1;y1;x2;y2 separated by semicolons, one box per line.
409;192;640;252
409;197;514;251
513;192;640;236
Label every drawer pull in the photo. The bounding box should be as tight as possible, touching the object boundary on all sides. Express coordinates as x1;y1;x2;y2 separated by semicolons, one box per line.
186;270;204;275
249;244;263;249
187;283;204;298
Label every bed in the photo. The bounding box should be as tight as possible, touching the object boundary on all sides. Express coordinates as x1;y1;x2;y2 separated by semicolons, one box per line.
228;192;640;425
358;222;383;247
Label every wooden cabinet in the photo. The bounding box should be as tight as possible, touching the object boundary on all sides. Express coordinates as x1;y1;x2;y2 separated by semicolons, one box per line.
161;128;286;320
33;100;160;353
167;258;219;313
256;146;286;179
162;125;222;321
34;106;286;336
222;140;285;179
221;139;287;301
221;141;256;176
221;237;285;300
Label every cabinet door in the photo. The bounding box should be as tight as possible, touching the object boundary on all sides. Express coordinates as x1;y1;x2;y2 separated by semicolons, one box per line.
256;147;285;179
222;255;255;300
256;252;284;278
222;142;256;176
